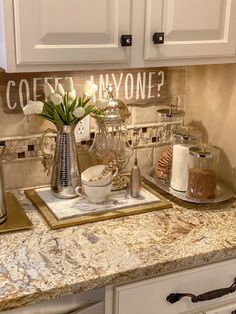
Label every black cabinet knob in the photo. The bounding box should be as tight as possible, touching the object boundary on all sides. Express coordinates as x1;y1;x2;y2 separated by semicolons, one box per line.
120;35;132;47
153;32;165;44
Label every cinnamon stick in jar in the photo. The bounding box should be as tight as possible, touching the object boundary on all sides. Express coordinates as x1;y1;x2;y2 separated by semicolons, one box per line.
187;167;217;200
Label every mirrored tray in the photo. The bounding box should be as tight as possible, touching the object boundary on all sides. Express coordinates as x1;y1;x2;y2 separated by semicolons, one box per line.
144;167;234;204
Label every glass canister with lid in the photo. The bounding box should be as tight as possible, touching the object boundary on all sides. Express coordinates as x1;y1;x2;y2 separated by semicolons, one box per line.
172;126;202;146
156;105;185;142
89;85;133;190
187;145;220;201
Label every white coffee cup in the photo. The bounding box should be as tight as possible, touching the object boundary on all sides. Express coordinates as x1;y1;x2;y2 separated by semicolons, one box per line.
82;182;112;203
81;165;118;187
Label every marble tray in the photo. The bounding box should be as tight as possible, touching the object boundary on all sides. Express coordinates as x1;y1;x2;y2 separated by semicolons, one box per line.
25;182;172;229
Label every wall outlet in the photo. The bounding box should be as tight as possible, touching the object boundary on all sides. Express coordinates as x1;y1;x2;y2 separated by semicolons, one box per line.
74;116;90;142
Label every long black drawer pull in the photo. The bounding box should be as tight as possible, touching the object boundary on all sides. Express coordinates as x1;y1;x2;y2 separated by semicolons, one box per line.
166;278;236;304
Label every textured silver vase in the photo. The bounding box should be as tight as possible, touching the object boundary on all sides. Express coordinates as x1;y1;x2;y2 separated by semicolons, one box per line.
41;125;81;199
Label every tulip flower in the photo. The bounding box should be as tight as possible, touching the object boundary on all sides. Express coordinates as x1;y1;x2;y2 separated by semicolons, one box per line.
83;80;98;98
64;77;74;92
22;79;98;125
43;82;55;97
74;107;86;118
56;83;65;97
51;93;63;106
23;101;44;115
68;89;76;101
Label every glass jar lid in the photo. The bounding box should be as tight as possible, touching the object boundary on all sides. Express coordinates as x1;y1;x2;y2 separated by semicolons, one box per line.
92;84;130;124
189;145;219;159
173;126;202;142
157;105;185;118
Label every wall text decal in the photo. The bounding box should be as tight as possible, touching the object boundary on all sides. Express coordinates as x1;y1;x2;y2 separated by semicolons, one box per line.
0;68;167;113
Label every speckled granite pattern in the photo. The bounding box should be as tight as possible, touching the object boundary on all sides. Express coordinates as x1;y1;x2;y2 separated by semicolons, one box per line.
1;191;236;310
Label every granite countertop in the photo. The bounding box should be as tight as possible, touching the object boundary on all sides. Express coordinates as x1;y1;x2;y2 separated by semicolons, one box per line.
1;191;236;311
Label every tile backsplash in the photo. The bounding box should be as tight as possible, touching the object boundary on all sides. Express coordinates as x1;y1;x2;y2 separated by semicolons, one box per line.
1;64;236;192
0;66;186;189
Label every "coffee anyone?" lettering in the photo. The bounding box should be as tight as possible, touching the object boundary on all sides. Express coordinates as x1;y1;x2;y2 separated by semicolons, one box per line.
1;69;167;113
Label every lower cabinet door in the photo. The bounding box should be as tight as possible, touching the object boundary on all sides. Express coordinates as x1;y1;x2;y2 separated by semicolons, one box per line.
113;259;236;314
201;300;236;314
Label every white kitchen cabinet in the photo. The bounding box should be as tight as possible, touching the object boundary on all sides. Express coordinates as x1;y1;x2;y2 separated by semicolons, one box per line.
0;0;236;72
112;258;236;314
144;0;236;62
202;300;236;313
0;0;132;72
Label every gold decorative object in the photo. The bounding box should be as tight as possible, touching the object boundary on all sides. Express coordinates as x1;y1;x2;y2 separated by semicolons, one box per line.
155;146;173;182
0;192;33;234
90;85;133;190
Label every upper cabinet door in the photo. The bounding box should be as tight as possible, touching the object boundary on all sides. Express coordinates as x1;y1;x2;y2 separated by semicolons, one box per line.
144;0;236;60
13;0;132;65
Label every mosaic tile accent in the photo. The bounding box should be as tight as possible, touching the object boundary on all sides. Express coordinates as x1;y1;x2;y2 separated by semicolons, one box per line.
1;136;56;161
0;120;181;162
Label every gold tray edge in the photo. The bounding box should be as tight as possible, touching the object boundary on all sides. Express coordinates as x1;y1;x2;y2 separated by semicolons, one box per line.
25;182;172;230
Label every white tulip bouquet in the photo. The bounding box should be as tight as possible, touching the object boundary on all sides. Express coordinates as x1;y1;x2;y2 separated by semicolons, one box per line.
23;78;99;125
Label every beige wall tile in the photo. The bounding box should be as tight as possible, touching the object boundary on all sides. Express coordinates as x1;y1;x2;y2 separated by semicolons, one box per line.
15;146;28;153
4;153;18;161
25;138;38;145
25;151;36;158
131;97;181;126
123;147;154;175
132;104;159;125
4;147;15;154
0;107;28;137
0;107;54;138
3;159;50;190
177;95;186;110
167;67;187;96
5;141;12;147
185;64;236;191
90;116;97;131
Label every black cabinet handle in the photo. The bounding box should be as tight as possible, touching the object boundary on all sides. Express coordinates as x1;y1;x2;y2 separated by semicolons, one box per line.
120;35;132;46
166;278;236;304
153;32;164;44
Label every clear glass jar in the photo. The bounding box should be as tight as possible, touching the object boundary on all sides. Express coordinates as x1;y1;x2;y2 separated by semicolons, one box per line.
89;85;133;190
187;145;220;200
172;126;202;145
170;127;203;191
156;105;185;142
